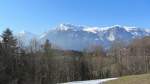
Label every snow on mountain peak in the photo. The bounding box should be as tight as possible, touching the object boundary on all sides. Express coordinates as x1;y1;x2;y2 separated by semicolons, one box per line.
57;23;85;31
56;24;142;33
58;24;72;31
83;25;136;33
111;24;122;28
83;27;100;33
15;24;150;50
123;26;139;32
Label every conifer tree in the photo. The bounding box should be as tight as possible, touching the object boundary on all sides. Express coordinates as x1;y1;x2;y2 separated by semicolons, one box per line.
2;28;17;47
0;28;18;84
44;39;51;53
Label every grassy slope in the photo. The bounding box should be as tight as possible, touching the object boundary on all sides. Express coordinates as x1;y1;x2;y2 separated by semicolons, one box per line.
105;74;150;84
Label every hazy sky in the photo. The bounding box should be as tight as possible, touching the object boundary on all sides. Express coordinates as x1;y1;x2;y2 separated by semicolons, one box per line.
0;0;150;34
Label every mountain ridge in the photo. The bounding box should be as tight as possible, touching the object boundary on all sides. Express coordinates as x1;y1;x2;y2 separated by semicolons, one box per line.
8;24;150;51
39;24;150;50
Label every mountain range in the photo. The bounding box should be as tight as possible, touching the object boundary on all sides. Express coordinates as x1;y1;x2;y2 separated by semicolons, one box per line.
14;24;150;50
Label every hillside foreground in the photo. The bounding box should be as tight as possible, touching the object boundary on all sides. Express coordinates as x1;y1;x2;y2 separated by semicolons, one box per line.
61;74;150;84
104;74;150;84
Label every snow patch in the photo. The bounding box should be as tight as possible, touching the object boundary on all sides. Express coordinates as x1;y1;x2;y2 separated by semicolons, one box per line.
123;26;138;32
58;24;71;31
107;33;115;41
83;27;99;33
60;78;118;84
57;23;85;31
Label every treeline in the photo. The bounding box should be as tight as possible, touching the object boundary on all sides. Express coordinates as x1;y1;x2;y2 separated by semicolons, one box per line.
0;28;150;84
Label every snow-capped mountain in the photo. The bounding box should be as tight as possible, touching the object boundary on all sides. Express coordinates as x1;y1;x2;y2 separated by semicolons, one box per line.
16;31;37;44
1;24;150;50
40;24;150;50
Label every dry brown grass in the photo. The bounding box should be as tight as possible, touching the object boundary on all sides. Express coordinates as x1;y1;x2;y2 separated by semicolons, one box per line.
104;74;150;84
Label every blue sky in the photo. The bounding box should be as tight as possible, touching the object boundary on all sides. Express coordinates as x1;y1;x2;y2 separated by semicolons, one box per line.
0;0;150;34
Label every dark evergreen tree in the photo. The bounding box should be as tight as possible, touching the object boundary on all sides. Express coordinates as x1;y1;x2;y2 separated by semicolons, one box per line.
0;28;18;84
2;28;17;47
42;39;53;84
43;39;51;55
